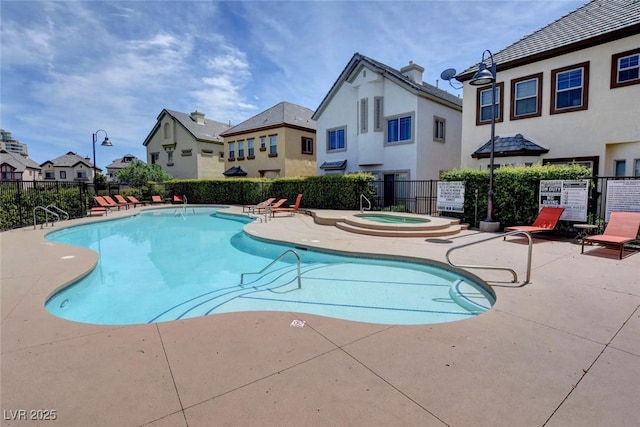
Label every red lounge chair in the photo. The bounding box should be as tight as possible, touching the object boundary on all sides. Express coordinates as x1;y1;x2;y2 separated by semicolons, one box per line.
173;194;184;204
94;196;118;211
103;195;129;210
504;206;565;239
88;207;108;216
263;198;287;215
271;194;303;217
582;212;640;259
114;194;134;208
243;198;276;213
151;195;164;204
126;196;147;207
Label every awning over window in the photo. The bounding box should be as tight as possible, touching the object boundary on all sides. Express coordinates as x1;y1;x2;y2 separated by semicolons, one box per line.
319;159;347;170
223;166;248;176
471;134;549;159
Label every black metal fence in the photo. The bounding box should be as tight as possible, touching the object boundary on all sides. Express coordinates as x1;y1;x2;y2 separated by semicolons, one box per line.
1;176;638;230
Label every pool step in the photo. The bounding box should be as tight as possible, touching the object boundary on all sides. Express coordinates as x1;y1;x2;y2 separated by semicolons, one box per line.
336;216;465;238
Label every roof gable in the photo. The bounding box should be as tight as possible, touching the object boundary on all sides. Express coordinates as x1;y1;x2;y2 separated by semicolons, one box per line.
313;52;462;120
221;101;315;137
45;151;93;168
143;109;231;146
458;0;640;80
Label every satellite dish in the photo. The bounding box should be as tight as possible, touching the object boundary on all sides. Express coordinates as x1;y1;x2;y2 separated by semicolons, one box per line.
440;68;457;81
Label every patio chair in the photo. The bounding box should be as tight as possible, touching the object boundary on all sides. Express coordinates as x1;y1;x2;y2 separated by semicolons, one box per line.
504;206;565;239
581;212;640;259
243;198;276;213
151;195;164;204
114;194;135;208
126;195;148;207
103;195;130;210
94;196;119;211
271;194;303;217
173;194;184;204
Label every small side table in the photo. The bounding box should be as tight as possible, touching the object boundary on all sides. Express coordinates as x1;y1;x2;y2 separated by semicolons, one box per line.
574;223;598;240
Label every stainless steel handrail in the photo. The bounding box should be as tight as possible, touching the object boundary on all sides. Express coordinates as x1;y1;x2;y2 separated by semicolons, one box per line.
240;249;302;289
360;194;371;213
46;204;69;220
445;231;533;284
33;206;60;229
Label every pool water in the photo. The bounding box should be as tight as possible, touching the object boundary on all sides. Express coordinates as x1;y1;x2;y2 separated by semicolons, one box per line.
355;213;431;224
45;207;494;325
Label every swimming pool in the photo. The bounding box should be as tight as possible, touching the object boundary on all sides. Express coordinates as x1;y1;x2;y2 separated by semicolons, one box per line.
45;207;494;325
355;213;431;224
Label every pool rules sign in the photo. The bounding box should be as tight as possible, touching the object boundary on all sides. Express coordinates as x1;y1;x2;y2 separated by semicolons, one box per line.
437;181;465;213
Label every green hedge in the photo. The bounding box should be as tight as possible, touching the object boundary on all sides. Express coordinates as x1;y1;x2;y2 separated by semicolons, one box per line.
163;173;376;209
441;164;592;227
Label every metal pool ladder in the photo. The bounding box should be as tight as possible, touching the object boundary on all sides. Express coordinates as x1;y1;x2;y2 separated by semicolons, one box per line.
33;205;64;229
240;249;302;289
360;194;371;213
445;231;533;284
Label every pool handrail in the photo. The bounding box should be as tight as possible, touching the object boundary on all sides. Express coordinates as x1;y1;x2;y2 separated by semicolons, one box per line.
46;204;69;221
33;206;60;229
240;249;302;289
445;230;533;285
360;194;371;213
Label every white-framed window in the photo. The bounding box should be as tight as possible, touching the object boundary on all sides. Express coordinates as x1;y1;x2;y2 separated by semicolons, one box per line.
360;98;368;133
611;49;640;88
327;127;346;151
434;116;445;142
511;73;542;119
167;151;174;165
260;136;266;150
60;171;67;179
238;140;245;158
301;137;313;154
386;113;413;144
480;87;500;122
269;135;277;155
551;62;589;114
247;139;254;157
76;170;86;179
228;142;235;159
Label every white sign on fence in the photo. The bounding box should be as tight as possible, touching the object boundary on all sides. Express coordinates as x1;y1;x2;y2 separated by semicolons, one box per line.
437;181;465;213
539;179;589;222
605;180;640;221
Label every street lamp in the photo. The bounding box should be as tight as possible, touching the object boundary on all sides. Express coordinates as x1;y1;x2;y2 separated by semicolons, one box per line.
92;129;112;192
469;50;498;226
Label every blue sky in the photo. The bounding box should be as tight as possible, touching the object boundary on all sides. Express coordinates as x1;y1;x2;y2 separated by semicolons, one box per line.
1;0;585;169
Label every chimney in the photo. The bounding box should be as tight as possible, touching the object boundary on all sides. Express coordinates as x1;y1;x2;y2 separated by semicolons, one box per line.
400;61;424;85
190;110;206;125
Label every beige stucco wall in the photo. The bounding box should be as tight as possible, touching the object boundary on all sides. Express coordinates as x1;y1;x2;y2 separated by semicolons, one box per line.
461;34;640;176
223;125;316;178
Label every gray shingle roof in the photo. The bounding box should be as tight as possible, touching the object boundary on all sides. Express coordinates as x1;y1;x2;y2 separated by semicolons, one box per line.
0;150;41;172
164;109;230;142
220;102;316;136
458;0;640;79
42;151;93;168
471;134;549;159
106;154;141;169
313;53;462;119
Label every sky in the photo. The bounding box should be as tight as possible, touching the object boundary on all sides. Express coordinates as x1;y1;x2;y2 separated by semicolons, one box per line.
1;0;587;170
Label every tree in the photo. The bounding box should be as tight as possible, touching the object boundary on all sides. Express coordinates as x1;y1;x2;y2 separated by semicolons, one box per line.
115;160;173;188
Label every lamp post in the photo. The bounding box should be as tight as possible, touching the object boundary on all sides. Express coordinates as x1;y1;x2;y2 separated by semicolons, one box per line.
469;50;498;229
92;129;112;192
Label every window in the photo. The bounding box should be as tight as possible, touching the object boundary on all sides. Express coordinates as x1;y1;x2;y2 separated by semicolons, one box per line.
475;82;504;125
247;139;255;157
434;117;446;142
76;170;87;179
60;171;67;180
229;142;235;160
181;149;192;156
238;140;245;159
269;135;277;156
360;98;368;133
301;137;313;154
151;152;159;164
45;171;55;179
386;113;413;144
511;73;542;120
551;62;589;114
614;160;626;177
635;159;640;177
611;48;640;88
260;136;266;151
374;97;383;132
327;127;346;151
167;151;174;165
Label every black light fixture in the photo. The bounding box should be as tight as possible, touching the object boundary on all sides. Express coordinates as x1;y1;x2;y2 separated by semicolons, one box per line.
469;50;497;224
92;129;112;191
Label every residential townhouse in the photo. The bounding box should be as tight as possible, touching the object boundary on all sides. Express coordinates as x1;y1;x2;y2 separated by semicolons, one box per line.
220;101;316;178
0;149;41;181
312;53;463;209
456;0;640;177
40;152;95;182
143;109;230;179
105;154;144;182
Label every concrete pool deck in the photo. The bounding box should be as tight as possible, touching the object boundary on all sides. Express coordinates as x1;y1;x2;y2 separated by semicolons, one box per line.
1;205;639;426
